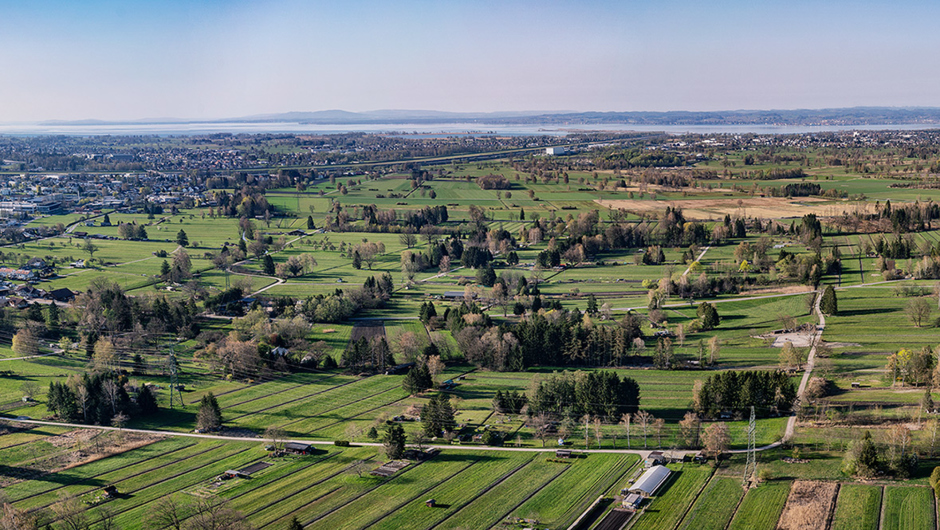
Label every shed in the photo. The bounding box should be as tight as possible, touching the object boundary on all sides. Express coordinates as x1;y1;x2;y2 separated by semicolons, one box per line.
645;451;665;468
622;493;643;510
556;449;572;458
425;499;436;507
628;465;671;497
284;442;314;455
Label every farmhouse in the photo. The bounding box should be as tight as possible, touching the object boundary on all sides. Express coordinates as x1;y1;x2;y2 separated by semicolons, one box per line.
628;465;671;497
49;288;76;302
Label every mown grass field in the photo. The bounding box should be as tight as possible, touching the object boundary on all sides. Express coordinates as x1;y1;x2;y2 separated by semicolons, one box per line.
678;475;746;530
882;485;935;530
831;483;882;530
727;481;791;530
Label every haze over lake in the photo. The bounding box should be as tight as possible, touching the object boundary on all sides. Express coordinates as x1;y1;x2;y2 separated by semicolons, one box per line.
2;121;940;137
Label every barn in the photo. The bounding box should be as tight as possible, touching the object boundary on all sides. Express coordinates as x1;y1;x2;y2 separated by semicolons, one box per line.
628;465;671;497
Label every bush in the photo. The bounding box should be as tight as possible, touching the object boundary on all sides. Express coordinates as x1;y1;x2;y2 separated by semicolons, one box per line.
930;466;940;497
334;440;350;447
481;430;503;446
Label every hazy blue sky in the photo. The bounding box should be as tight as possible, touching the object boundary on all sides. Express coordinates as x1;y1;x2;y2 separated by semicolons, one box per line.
2;0;939;121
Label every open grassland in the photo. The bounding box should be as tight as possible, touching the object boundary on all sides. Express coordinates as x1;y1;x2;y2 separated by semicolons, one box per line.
727;481;791;530
678;475;746;530
882;485;935;530
831;484;882;530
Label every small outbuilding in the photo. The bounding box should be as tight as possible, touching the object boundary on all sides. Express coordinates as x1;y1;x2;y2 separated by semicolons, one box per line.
622;493;643;510
556;449;572;458
645;451;665;468
628;465;672;497
284;442;314;455
425;499;436;507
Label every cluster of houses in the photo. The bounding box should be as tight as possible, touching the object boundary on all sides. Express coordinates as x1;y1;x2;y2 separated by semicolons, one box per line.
0;283;75;309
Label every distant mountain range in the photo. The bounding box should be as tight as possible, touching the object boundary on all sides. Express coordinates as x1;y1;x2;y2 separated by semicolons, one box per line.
39;107;940;127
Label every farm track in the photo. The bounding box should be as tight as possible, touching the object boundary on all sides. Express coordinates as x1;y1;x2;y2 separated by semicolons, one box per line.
424;456;536;530
297;455;426;528
77;446;263;528
225;377;366;422
8;440;201;503
216;372;342;412
487;464;570;529
356;461;479;530
29;443;241;513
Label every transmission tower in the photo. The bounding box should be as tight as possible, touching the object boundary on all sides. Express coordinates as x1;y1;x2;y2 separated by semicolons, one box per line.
743;406;756;485
167;347;183;410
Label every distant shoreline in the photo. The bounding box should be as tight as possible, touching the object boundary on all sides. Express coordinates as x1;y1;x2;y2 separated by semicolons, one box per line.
2;121;940;137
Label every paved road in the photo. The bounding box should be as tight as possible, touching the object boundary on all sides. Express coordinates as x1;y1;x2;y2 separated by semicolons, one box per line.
4;417;657;457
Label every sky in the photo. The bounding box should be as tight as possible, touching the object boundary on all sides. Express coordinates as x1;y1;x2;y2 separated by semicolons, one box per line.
2;0;940;122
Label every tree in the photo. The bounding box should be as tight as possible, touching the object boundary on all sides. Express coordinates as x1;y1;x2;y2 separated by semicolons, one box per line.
0;501;42;530
11;328;38;357
619;413;632;449
176;229;189;247
265;425;286;454
399;232;417;249
52;493;89;530
634;410;652;448
906;297;932;327
82;239;99;259
93;338;117;372
702;422;730;464
288;516;304;530
160;259;171;279
819;285;838;315
678;412;701;448
263;254;275;275
698;302;720;330
20;381;39;401
707;336;721;366
196;392;222;431
45;302;60;328
383;423;406;459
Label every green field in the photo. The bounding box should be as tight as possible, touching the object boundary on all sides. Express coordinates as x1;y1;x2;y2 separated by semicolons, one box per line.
832;484;882;530
727;481;791;530
882;486;935;530
678;476;746;530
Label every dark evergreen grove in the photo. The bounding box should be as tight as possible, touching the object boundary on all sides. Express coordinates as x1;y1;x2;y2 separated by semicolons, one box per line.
528;370;640;420
693;370;797;418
